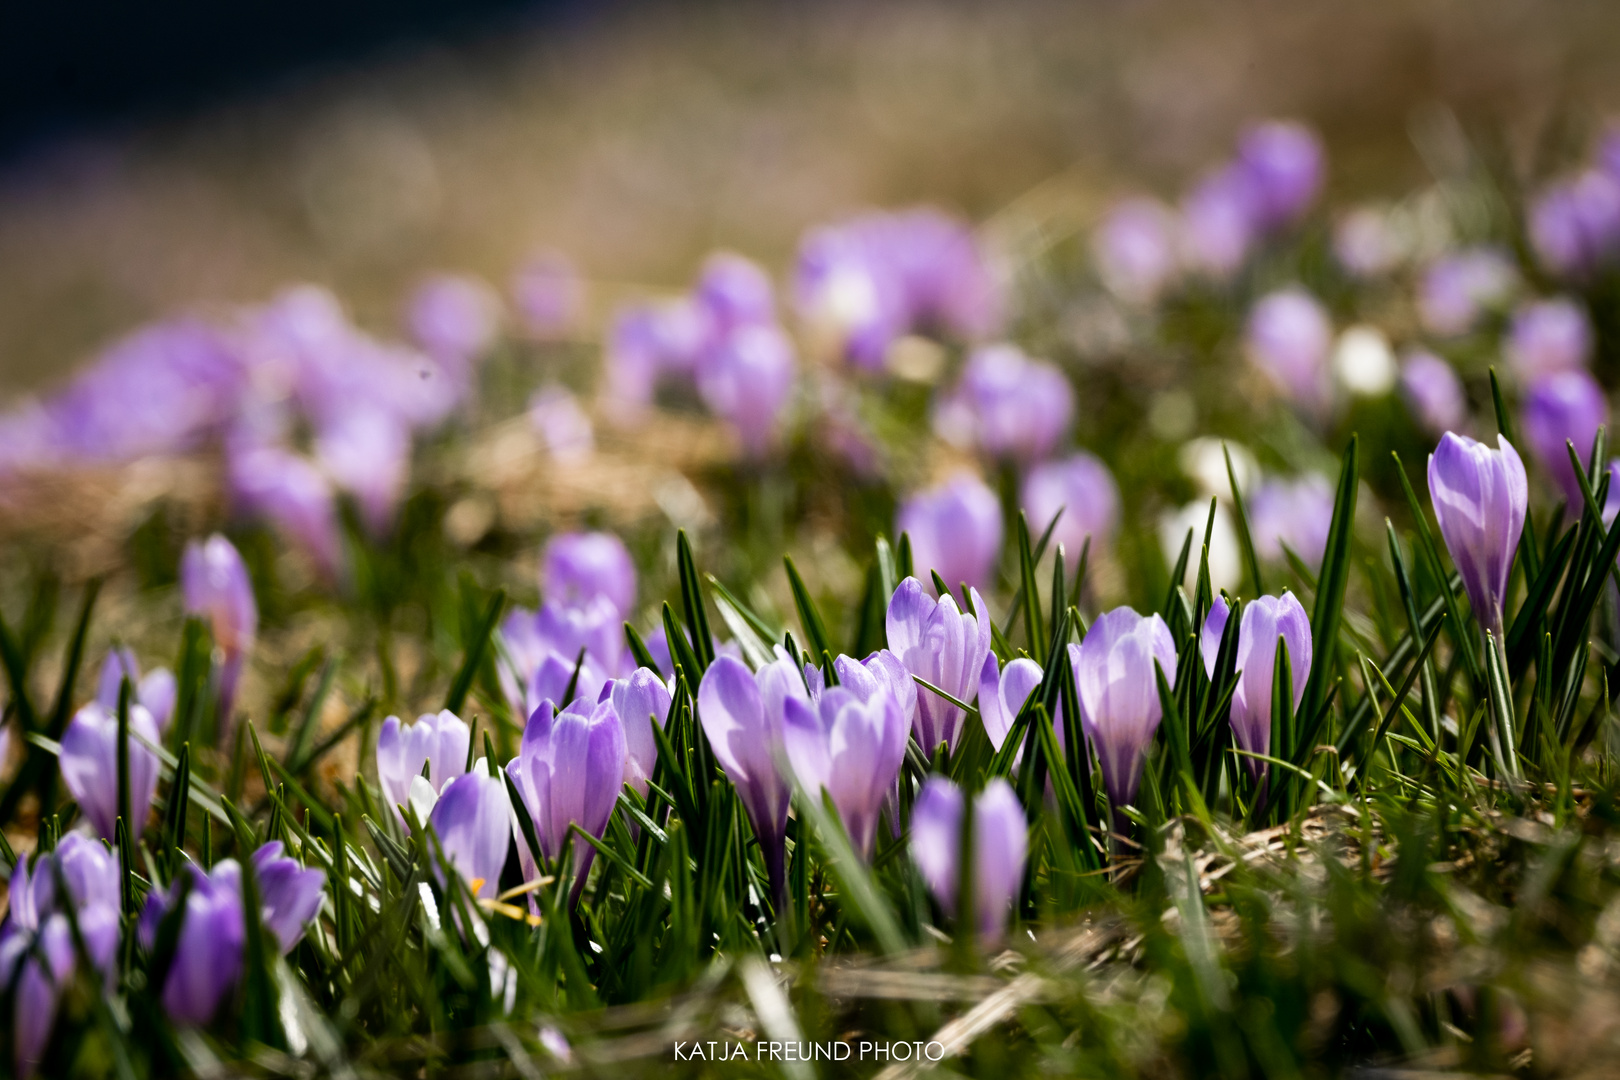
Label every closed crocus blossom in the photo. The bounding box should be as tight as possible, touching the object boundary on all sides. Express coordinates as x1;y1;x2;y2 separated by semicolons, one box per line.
1229;593;1312;779
1235;120;1325;227
1522;370;1609;509
181;533;257;721
1072;607;1178;811
508;698;627;887
542;531;637;615
897;474;1004;592
608;668;672;793
1093;196;1180;305
95;647;177;733
933;344;1074;462
1508;298;1592;379
376;710;471;823
226;441;344;576
251;841;326;953
695;322;797;457
429;768;514;901
407;273;501;363
60;702;161;840
1418;248;1518;337
886;577;993;753
1246;288;1334;414
1427;433;1528;637
977;654;1044;751
908;777;1027;939
314;406;411;536
1200;596;1231;679
782;686;908;858
695;251;776;330
1248;474;1335;567
697;652;807;901
160;861;247;1026
1181;166;1260;277
8;915;74;1076
1529;171;1620;277
1021;452;1121;569
1401;351;1468;436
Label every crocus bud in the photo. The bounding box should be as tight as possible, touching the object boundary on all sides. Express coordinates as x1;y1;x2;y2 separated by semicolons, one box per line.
376;710;471;823
886;577;993;753
507;698;627;877
1093;197;1180;305
976;655;1044;752
1417;248;1518;337
1507;298;1592;379
95;648;177;733
408;273;501;363
695;322;797;458
1181;166;1259;278
1248;474;1335;567
1246;288;1333;415
1522;370;1608;510
59;702;160;840
908;776;1027;939
896;475;1004;593
1427;433;1528;637
694;251;776;331
1235;120;1325;227
782;685;908;858
608;668;672;793
1021;452;1121;569
181;533;257;722
696;652;807;902
542;531;636;615
1071;607;1177;810
429;769;514;901
1400;351;1468;436
1229;593;1312;779
160;861;246;1026
251;841;326;953
1200;597;1231;679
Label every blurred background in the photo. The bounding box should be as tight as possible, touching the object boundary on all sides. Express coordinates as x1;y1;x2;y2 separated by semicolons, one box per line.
6;0;1620;397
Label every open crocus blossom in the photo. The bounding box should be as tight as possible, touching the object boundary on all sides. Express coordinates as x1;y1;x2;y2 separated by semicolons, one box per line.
1071;607;1178;811
697;652;808;903
180;533;258;723
376;710;472;823
429;768;515;901
251;841;328;953
608;668;673;793
886;577;992;754
59;701;161;840
507;698;627;887
782;685;908;858
1229;593;1313;779
976;654;1044;752
908;776;1027;940
1427;432;1528;637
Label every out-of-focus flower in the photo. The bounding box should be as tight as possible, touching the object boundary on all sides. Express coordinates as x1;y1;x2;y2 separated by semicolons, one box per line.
694;252;776;331
1507;298;1592;379
1334;206;1405;277
496;598;626;722
1021;452;1121;568
1417;248;1518;337
600;299;707;420
181;534;258;708
507;698;626;876
1200;596;1231;678
314;407;411;536
896;474;1004;592
1158;501;1241;594
542;532;636;615
1428;433;1527;636
607;669;672;793
408;273;501;363
1333;325;1397;396
1229;593;1312;779
152;861;246;1026
251;841;326;953
512;250;585;340
909;776;1027;939
782;684;908;858
933;345;1073;462
60;701;161;840
95;648;177;733
977;654;1044;752
1529;170;1620;277
1179;437;1259;499
1248;474;1335;567
1093;197;1180;304
1235;120;1325;227
528;384;595;462
429;768;514;901
697;652;807;902
1522;370;1609;509
1401;351;1468;435
227;441;344;575
886;577;992;753
1181;166;1259;277
377;710;472;823
1246;288;1334;413
1071;607;1176;810
695;322;797;457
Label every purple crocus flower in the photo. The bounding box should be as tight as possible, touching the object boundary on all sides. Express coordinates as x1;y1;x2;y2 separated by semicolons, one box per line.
181;534;257;723
1071;607;1177;811
226;441;344;576
535;596;627;680
1333;206;1404;277
885;577;992;753
1180;165;1260;277
1228;593;1312;779
512;250;585;340
695;322;797;458
6;914;74;1077
908;776;1027;940
1020;452;1121;568
1093;197;1180;304
1529;171;1620;277
1246;288;1334;414
507;698;627;888
408;273;501;363
95;648;177;733
60;701;161;840
1427;433;1528;637
896;474;1004;593
976;654;1044;752
429;769;514;901
1248;474;1335;567
600;299;709;420
1417;248;1518;337
314;406;411;536
529;384;595;463
932;345;1074;462
1521;370;1609;510
1234;120;1325;227
782;684;908;858
158;860;246;1026
830;650;918;722
1400;351;1468;436
542;532;636;615
607;668;672;793
1200;596;1231;678
694;252;776;331
376;710;472;822
1506;298;1592;379
696;652;808;903
250;841;326;953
